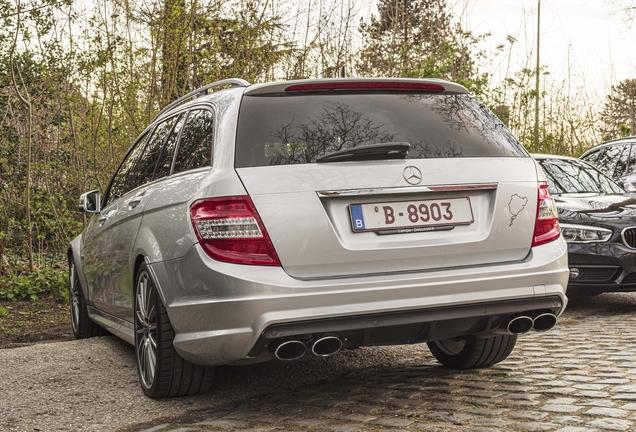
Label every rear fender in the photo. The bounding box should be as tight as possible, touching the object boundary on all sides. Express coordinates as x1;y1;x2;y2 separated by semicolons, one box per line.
132;229;168;307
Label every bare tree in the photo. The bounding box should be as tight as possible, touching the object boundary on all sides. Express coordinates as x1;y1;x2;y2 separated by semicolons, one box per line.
8;0;34;272
606;0;636;26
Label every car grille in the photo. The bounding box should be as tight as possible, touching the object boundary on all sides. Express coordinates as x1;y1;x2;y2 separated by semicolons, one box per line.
620;273;636;285
622;227;636;249
577;267;620;283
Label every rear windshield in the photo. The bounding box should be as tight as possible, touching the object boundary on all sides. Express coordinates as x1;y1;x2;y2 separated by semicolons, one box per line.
235;93;526;167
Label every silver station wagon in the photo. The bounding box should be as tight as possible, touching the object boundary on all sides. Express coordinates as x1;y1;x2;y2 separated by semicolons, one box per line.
69;78;569;398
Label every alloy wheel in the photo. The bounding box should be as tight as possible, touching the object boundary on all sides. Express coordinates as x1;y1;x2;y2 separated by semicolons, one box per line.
135;271;158;389
70;262;80;334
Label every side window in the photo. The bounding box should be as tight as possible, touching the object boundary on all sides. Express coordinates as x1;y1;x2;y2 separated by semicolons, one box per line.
106;132;150;205
614;144;631;178
627;145;636;175
581;149;603;166
173;109;214;174
154;113;186;180
129;116;178;190
595;145;625;178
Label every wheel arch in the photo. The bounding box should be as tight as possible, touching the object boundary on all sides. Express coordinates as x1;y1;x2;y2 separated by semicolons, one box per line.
134;254;168;308
133;254;146;286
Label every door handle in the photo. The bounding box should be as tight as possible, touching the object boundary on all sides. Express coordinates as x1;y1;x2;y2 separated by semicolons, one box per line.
128;196;143;209
128;191;148;209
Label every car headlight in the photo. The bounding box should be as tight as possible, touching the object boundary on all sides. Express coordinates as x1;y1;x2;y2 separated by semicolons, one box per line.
560;223;612;243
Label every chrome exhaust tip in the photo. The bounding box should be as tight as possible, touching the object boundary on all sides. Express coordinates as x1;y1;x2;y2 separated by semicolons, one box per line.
273;340;307;361
311;336;343;357
506;315;534;335
533;313;557;332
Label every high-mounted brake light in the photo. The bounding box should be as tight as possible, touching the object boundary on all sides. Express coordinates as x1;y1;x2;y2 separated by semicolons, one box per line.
532;182;561;247
190;197;281;266
284;82;445;93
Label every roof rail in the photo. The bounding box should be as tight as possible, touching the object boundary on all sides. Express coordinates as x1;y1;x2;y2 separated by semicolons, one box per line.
600;135;636;145
153;78;250;121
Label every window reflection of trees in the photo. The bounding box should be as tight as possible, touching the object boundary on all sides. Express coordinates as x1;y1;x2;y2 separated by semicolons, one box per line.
403;94;524;156
594;145;624;177
261;94;524;166
409;139;464;158
154;114;186;180
173;110;214;173
266;101;469;164
107;132;150;204
266;103;396;165
542;160;622;196
133;117;178;188
542;159;636;221
614;146;630;177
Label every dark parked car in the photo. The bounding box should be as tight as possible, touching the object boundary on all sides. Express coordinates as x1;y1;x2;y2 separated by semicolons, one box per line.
535;154;636;296
580;136;636;191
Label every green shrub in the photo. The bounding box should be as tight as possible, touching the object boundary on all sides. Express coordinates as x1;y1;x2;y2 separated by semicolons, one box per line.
0;266;68;303
0;305;7;325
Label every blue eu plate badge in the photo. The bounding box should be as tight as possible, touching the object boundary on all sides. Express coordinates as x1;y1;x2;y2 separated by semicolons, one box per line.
350;204;365;231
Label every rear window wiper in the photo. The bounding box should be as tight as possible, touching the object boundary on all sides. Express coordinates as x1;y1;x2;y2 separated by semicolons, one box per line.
316;142;411;163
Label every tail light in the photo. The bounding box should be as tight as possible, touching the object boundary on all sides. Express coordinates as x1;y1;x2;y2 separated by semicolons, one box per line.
190;197;281;266
285;82;445;92
532;182;560;247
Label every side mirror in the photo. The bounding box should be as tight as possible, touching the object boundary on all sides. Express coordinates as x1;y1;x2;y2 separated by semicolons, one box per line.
623;182;636;193
79;190;101;213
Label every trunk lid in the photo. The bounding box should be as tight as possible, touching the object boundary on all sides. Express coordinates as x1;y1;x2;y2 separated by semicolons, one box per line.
237;157;538;279
233;80;537;279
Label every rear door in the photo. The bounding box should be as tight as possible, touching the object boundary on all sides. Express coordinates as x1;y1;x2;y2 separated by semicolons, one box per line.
84;131;150;312
234;86;538;279
108;114;185;321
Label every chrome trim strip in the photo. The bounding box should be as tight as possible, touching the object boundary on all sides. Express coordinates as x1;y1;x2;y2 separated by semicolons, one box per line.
153;78;249;121
317;183;498;197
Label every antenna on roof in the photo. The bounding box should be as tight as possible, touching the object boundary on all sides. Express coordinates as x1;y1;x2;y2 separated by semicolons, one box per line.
340;66;346;78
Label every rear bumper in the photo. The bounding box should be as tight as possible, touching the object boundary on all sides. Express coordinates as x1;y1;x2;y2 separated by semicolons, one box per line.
247;296;563;357
149;239;569;366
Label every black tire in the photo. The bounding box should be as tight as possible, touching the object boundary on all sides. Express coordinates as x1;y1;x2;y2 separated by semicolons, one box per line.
134;263;214;398
69;257;108;339
427;334;517;369
566;290;600;300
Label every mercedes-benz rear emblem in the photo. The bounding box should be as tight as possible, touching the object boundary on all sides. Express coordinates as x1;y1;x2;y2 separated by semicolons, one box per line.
403;166;422;185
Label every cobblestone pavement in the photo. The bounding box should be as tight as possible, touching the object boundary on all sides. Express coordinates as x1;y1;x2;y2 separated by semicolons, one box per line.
138;312;636;432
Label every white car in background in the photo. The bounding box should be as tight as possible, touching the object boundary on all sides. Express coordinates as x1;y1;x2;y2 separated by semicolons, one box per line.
70;78;569;398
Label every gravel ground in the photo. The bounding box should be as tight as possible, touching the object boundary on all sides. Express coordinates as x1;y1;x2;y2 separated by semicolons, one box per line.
2;292;636;432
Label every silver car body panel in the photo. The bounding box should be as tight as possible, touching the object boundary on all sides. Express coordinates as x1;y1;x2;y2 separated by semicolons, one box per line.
237;157;539;279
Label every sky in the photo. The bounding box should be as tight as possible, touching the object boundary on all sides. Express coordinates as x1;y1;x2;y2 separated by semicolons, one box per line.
450;0;636;94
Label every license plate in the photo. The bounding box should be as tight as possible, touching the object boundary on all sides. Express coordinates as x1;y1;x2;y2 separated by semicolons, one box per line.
350;197;474;232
